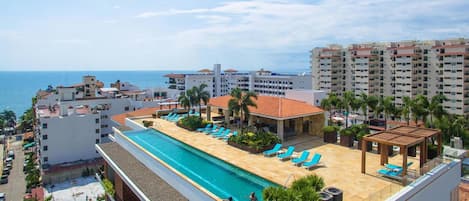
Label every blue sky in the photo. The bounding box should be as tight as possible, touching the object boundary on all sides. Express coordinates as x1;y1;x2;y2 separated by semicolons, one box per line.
1;0;468;71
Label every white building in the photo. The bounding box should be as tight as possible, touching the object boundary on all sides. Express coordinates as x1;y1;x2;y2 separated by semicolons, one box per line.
165;64;312;97
34;75;176;171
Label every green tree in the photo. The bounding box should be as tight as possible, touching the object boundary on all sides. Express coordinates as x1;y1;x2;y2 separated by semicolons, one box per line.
381;96;395;129
367;95;379;121
320;98;332;125
228;88;257;131
0;109;16;127
411;95;429;126
428;94;447;128
191;84;210;118
178;89;193;115
19;108;34;132
359;93;369;124
402;96;413;126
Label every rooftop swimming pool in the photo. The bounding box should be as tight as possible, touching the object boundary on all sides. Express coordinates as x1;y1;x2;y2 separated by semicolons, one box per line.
124;129;278;201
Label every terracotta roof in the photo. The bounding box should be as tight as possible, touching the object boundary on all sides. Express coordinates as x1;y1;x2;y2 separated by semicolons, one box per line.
112;107;159;125
387;46;416;50
198;68;212;73
439;52;469;56
224;68;238;72
349;47;374;50
432;44;468;49
208;95;324;119
392;53;418;57
23;132;34;140
164;73;185;79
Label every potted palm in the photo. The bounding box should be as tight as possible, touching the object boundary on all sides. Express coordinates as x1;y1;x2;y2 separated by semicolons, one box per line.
322;126;338;143
356;131;372;151
339;128;354;147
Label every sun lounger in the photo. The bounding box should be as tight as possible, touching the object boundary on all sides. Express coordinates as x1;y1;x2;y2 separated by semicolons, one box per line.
385;162;413;170
163;113;174;120
222;131;238;141
196;124;212;132
169;114;180;122
377;168;403;178
263;144;282;157
277;146;295;161
203;125;218;134
213;129;230;138
302;153;322;169
292;151;310;166
208;127;225;135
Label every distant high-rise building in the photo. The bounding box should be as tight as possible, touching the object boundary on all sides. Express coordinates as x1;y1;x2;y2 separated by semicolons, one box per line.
311;38;469;116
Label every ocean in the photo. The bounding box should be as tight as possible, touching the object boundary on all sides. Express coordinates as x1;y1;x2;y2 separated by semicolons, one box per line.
0;71;191;118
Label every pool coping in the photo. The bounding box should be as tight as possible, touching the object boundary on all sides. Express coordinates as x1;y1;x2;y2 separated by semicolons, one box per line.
114;127;221;201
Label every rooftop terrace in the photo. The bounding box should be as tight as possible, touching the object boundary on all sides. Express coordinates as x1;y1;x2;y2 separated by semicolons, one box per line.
132;117;410;200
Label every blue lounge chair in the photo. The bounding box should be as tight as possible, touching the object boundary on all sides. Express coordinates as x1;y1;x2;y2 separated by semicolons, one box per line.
213;129;230;138
196;124;212;132
166;113;176;120
203;125;218;134
221;131;238;141
263;144;282;157
302;153;322;169
169;114;180;122
277;146;295;161
163;113;174;120
209;127;225;136
385;162;413;170
377;168;403;178
292;151;310;166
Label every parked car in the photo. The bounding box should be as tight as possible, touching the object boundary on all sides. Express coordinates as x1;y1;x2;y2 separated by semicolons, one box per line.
0;175;7;185
7;150;14;159
0;192;5;201
5;164;12;170
2;169;9;175
5;157;12;164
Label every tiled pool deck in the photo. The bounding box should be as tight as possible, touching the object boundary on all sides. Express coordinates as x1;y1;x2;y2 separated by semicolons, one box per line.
135;118;416;200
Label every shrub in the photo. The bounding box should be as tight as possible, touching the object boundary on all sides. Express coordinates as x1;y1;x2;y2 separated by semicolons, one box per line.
102;179;115;197
228;130;281;150
177;116;208;131
322;126;338;133
142;120;153;128
263;175;324;201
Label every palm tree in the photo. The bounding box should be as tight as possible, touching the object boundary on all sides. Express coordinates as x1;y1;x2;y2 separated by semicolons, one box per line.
402;96;412;126
320;98;333;125
178;90;193;115
359;93;369;124
342;91;355;127
228;88;257;131
191;84;210;118
412;95;429;126
350;97;362;125
328;92;340;114
367;95;379;121
391;106;402;122
428;94;447;128
381;96;394;129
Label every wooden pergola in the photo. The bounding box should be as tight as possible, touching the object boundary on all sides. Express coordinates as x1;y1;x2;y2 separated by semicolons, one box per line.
361;126;443;185
388;126;442;164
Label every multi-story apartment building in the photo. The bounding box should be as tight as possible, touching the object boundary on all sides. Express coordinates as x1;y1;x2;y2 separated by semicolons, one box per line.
311;38;469;116
34;75;179;183
166;64;312;97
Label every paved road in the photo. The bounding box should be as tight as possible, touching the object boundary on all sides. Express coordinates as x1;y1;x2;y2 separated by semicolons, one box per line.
0;140;26;200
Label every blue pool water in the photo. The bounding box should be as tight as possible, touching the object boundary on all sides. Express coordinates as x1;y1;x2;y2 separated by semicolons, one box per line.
124;129;278;201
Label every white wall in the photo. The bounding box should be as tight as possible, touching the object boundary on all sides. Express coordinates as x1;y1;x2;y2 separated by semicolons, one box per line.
387;160;461;201
285;90;326;106
39;112;101;165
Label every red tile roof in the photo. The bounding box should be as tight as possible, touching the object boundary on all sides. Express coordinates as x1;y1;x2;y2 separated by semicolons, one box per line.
164;73;185;79
209;95;324;119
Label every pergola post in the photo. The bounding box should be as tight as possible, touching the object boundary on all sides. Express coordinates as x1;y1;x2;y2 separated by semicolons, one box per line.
206;106;211;121
402;146;408;185
380;144;389;165
419;141;425;168
361;139;366;174
437;133;442;156
277;120;285;141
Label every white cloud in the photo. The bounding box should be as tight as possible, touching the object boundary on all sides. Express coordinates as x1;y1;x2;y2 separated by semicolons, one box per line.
113;5;120;9
135;8;210;18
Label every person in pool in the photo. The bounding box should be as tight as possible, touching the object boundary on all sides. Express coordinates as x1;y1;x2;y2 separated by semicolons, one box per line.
249;192;258;201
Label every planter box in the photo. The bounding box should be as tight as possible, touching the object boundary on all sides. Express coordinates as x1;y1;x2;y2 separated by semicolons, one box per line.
340;135;354;147
357;140;373;151
323;131;338;143
228;141;275;154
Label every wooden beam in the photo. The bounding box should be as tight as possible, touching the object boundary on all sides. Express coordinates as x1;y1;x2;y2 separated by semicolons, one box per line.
402;146;408;185
362;139;366;174
419;141;425;168
437;134;442;156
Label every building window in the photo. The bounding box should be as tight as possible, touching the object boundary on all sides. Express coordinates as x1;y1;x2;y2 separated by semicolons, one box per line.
96;129;100;134
124;106;129;111
95;118;99;124
43;146;48;151
96;139;100;144
42;123;47;129
42;135;48;140
43;157;48;162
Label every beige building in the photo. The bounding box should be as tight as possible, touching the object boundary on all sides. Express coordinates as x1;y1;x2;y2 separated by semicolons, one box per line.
311;38;469;116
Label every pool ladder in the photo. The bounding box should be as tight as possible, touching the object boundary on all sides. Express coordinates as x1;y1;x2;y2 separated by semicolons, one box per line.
283;173;295;188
